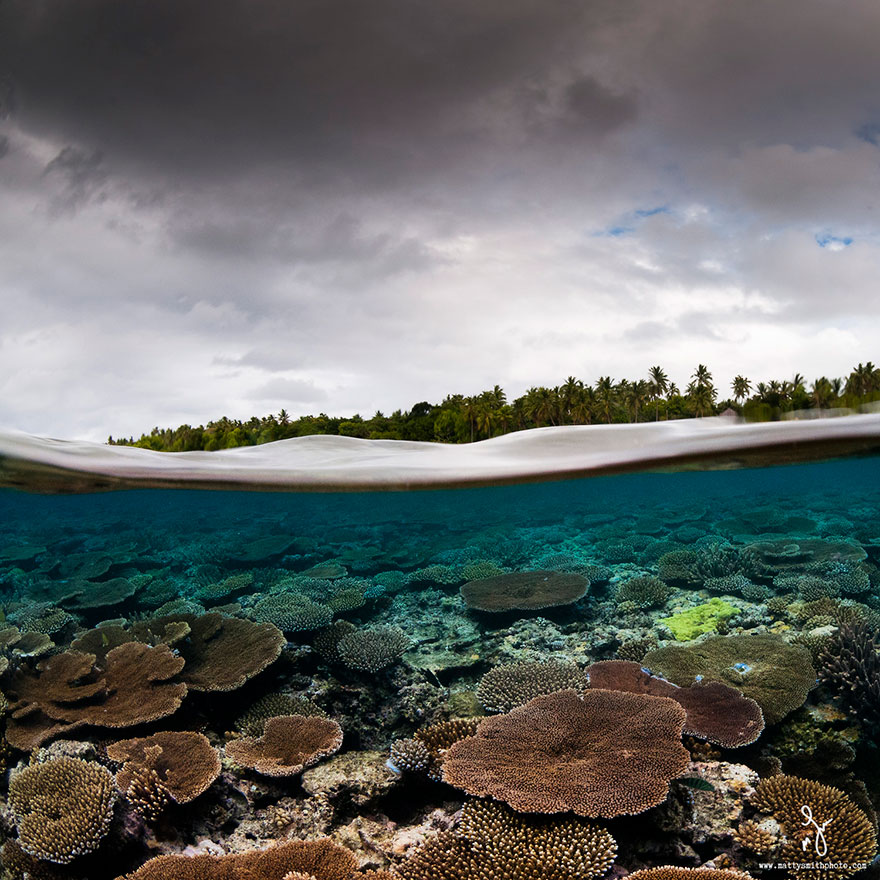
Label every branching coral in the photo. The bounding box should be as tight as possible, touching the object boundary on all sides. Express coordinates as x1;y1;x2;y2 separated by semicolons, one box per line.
411;718;481;781
226;714;343;776
460;571;588;612
615;575;672;609
476;659;589;713
626;869;754;880
818;621;880;728
252;593;333;633
9;757;116;864
336;624;410;671
396;799;617;880
442;689;689;817
749;775;877;880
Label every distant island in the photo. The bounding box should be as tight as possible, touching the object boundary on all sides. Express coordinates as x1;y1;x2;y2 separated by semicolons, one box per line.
108;362;880;451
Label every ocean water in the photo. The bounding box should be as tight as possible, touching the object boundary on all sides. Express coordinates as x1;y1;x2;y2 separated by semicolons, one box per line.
1;443;880;878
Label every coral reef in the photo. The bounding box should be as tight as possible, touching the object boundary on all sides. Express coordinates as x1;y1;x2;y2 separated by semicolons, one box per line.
818;621;880;728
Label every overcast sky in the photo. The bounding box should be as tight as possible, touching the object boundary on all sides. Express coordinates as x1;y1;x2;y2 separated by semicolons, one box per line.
1;0;879;441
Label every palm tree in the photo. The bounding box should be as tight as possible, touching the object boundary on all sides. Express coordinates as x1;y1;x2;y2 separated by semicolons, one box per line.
596;376;615;424
810;377;834;410
560;376;583;425
278;408;290;426
691;364;713;390
648;366;669;421
627;380;650;423
731;376;751;404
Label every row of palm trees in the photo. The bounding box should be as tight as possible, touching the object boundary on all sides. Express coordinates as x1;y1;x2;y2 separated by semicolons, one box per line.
109;362;880;450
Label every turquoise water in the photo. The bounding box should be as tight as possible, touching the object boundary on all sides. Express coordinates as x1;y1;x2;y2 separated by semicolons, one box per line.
1;454;879;878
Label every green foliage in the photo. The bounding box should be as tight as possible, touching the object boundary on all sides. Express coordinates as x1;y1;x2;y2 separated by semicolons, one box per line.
106;361;880;451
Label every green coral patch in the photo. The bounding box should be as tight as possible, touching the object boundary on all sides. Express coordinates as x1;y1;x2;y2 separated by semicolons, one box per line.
659;598;739;641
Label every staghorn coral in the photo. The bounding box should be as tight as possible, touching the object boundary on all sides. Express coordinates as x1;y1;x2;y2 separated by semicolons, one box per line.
396;799;616;880
252;593;334;633
476;659;589;713
749;775;877;879
617;634;659;661
694;541;742;580
107;731;221;820
9;757;116;864
337;624;410;671
442;688;689;817
6;642;187;751
615;575;672;609
120;838;393;879
585;660;764;747
460;570;589;612
818;621;880;728
460;560;506;580
643;633;816;725
235;693;328;737
226;714;343;776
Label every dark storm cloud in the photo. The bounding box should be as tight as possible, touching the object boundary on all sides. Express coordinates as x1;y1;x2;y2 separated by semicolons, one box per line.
0;0;629;190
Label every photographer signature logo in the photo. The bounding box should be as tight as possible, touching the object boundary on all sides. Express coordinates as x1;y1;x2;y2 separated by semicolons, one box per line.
800;804;831;857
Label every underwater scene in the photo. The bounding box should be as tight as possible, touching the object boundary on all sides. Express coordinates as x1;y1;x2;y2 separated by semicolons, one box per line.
1;454;880;880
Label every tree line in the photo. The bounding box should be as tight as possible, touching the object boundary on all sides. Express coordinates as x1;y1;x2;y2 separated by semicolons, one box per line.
108;362;880;452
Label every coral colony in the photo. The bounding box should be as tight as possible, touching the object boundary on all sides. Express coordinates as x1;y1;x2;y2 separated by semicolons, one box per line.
1;453;880;880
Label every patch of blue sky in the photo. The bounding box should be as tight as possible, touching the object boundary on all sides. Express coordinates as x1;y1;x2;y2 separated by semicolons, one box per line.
815;231;854;250
594;204;671;237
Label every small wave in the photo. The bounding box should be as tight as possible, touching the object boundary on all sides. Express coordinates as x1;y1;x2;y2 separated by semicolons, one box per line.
2;413;880;494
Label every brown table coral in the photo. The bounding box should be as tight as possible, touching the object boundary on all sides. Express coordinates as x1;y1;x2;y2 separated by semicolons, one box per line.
226;714;344;776
585;660;764;747
442;688;689;817
107;731;221;821
642;634;816;725
460;570;589;612
5;642;187;751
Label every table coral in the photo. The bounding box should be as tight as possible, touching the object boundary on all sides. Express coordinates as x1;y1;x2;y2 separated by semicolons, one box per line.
442;688;689;817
